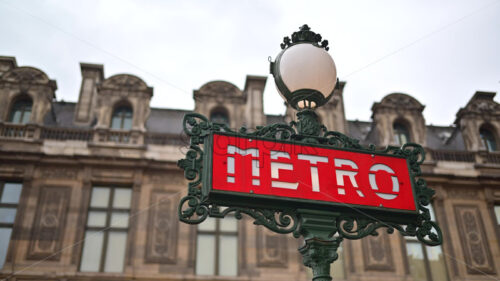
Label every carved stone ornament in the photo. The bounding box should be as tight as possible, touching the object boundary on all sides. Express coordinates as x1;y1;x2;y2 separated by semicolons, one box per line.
101;74;148;91
454;204;496;274
195;81;242;97
468;100;500;114
256;226;288;267
361;232;394;271
1;67;51;85
27;186;70;260
145;190;179;264
374;93;425;112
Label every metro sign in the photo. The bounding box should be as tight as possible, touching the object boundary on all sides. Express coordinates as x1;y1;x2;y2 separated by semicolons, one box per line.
206;133;417;216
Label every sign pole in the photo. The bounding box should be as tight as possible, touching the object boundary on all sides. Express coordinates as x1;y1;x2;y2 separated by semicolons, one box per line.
297;209;340;281
177;25;443;281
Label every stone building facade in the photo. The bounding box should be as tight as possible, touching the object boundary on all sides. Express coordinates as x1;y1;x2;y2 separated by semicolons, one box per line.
0;55;499;281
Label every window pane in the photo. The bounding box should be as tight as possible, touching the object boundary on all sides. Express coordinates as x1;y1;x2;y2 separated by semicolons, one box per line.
90;187;110;208
427;245;449;281
0;208;17;224
218;235;238;276
1;183;22;203
0;227;13;269
110;212;129;228
122;116;132;130
495;206;500;225
220;216;237;232
113;188;131;209
198;217;216;232
80;230;104;272
196;234;215;275
11;110;21;123
21;110;31;124
87;211;107;227
104;231;127;272
406;242;427;281
111;116;122;129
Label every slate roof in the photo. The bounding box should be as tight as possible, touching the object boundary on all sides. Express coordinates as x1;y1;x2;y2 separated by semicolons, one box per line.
42;101;466;150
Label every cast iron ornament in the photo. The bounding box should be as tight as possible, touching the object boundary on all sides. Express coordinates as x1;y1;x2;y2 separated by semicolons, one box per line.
281;24;330;51
177;112;443;246
177;112;443;281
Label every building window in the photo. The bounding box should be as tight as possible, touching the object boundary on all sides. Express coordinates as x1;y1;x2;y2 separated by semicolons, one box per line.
404;205;448;281
196;216;238;276
393;122;410;145
480;127;497;152
305;244;345;279
210;108;229;126
111;106;133;130
0;182;23;269
8;98;32;124
80;187;131;272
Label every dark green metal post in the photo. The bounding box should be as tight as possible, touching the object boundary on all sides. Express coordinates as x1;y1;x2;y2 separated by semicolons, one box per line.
297;209;342;281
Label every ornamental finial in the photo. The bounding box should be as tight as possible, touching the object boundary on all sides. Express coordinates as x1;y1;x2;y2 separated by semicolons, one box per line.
280;24;330;51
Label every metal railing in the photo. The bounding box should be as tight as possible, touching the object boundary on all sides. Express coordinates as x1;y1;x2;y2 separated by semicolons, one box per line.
430;149;475;162
41;126;93;141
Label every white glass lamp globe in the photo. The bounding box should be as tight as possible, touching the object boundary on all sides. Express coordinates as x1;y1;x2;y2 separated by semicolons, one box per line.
274;43;337;110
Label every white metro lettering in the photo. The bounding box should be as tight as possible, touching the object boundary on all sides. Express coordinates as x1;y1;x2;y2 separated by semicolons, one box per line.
227;145;260;185
224;144;402;200
270;151;298;190
369;164;400;200
298;154;328;192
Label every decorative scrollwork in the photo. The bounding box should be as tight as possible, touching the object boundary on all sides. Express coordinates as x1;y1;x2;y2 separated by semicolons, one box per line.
177;112;442;246
211;206;299;234
280;24;330;51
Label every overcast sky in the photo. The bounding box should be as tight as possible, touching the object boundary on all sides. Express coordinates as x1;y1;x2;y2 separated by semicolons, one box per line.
1;0;499;126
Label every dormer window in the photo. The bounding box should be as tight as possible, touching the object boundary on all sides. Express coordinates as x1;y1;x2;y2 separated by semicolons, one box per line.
210;107;229;126
111;105;133;130
480;127;497;152
8;97;32;124
393;122;410;145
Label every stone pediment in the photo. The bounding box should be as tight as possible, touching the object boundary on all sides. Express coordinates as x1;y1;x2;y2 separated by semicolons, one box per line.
1;67;50;84
375;93;424;111
195;81;243;97
456;91;500;119
101;74;149;91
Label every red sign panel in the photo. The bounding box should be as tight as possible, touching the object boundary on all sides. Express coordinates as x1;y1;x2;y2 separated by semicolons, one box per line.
211;133;416;212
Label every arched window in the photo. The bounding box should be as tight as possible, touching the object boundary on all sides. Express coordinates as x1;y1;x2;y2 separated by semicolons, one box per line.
210;108;229;126
393;122;410;145
111;105;133;130
8;97;32;124
480;127;497;152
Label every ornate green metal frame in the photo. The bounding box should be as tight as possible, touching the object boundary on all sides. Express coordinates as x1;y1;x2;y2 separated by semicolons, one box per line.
177;111;442;280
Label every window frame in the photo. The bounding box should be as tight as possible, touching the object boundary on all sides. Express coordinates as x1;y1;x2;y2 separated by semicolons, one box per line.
8;97;32;124
401;203;449;281
479;126;497;152
209;107;230;126
79;186;131;273
491;203;500;242
110;105;133;130
0;181;23;269
195;217;239;276
393;122;411;145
